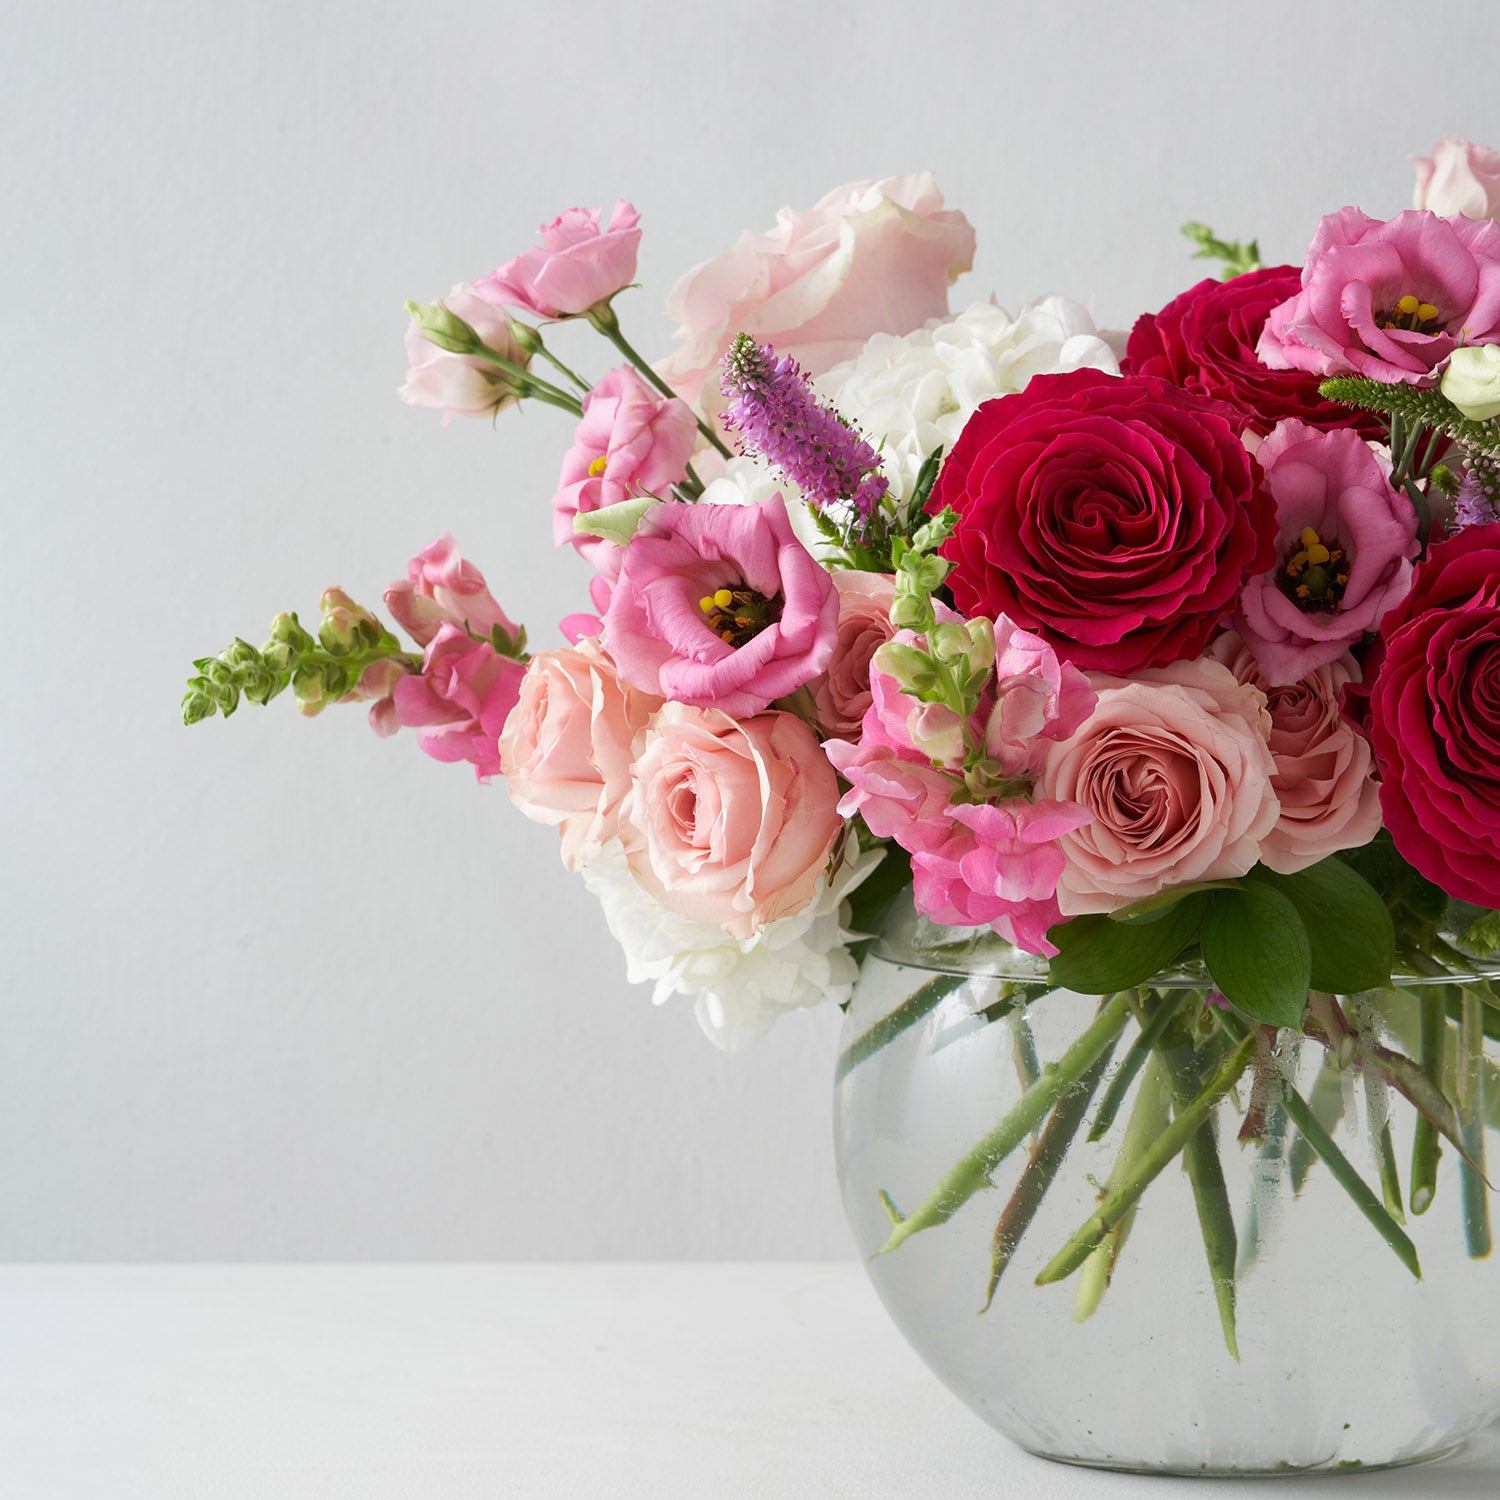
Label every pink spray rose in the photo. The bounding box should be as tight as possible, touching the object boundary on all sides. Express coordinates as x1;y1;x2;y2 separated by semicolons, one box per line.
807;571;897;739
477;202;641;321
385;533;522;649
398;284;530;424
1234;420;1419;685
552;367;698;578
1207;632;1381;875
389;623;524;781
1257;207;1500;385
499;636;660;871
620;703;842;939
1413;137;1500;221
601;494;839;717
658;174;975;414
1039;659;1280;916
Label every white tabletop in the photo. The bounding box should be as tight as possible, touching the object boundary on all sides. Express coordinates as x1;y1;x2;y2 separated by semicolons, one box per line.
1;1264;1496;1498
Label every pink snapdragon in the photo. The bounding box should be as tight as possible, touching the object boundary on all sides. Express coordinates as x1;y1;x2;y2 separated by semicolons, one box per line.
983;617;1096;776
385;534;521;648
478;202;641;321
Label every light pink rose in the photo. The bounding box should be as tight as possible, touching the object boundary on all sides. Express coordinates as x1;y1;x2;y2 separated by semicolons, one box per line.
621;703;842;939
601;494;838;717
552;367;698;578
982;617;1096;776
1207;632;1381;874
385;534;521;649
389;623;525;781
1413;137;1500;220
477;202;641;320
658;174;975;414
1234;420;1419;686
499;637;660;871
908;800;1092;957
807;571;897;739
1040;659;1280;916
398;284;529;424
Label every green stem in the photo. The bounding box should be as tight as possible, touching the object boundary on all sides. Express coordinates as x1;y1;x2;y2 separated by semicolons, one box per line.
536;344;592;394
1087;989;1180;1142
1034;1032;1256;1287
1290;1056;1347;1196
1011;1011;1042;1094
877;991;1134;1256
1366;1074;1406;1225
1237;1088;1291;1277
1411;987;1449;1216
1461;988;1493;1258
834;974;967;1086
472;345;583;414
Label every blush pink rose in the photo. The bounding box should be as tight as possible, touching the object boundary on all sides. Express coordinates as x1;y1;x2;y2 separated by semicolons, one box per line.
552;367;698;578
398;284;530;424
389;623;525;781
477;202;641;320
658;174;975;414
1207;632;1381;874
601;494;838;717
1257;207;1500;385
1234;420;1419;685
1039;659;1280;916
1413;137;1500;221
620;703;842;938
499;637;660;871
908;800;1092;957
807;571;897;739
385;534;521;649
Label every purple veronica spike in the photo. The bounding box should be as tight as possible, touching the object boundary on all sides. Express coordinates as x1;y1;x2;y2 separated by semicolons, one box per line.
1453;456;1500;532
719;334;889;518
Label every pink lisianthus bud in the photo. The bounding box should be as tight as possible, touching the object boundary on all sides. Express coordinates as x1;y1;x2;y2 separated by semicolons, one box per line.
1412;137;1500;220
399;283;530;423
477;202;641;321
385;534;520;649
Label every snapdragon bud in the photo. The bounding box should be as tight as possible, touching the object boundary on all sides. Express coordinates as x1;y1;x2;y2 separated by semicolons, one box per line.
1442;344;1500;422
317;588;382;655
928;618;996;677
268;612;312;652
873;640;941;697
504;317;546;358
403;299;483;355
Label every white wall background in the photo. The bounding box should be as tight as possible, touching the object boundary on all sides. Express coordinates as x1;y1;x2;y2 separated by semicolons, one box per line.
3;0;1498;1259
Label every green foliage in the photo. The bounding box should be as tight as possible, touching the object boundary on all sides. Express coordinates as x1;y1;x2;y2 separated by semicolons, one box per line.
1200;883;1312;1029
1339;831;1447;925
1047;892;1210;993
1318;378;1500;460
1250;859;1395;995
1181;221;1263;280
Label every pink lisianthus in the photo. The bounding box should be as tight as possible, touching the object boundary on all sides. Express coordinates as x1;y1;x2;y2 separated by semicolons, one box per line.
601;494;838;717
806;571;897;739
658;174;975;414
499;636;660;871
982;617;1096;776
1207;632;1381;875
1413;138;1500;221
1039;659;1280;916
1257;207;1500;385
398;284;529;424
620;703;842;939
908;800;1092;957
1234;420;1419;685
552;367;697;578
389;623;525;781
385;534;521;649
477;202;641;321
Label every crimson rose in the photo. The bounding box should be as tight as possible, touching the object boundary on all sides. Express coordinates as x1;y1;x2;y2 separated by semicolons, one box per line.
931;369;1277;673
1359;523;1500;909
1123;267;1382;438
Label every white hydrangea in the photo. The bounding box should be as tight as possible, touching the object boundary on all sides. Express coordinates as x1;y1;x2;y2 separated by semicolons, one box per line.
579;839;886;1052
815;298;1120;502
694;454;838;564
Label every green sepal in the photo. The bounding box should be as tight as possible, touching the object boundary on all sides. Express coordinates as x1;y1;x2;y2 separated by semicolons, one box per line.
1200;884;1311;1029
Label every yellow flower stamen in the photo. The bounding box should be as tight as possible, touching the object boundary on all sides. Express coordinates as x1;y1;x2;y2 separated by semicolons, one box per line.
588;455;609;477
1397;294;1421;316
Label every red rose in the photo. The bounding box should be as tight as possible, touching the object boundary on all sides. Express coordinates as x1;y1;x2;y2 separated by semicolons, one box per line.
1360;523;1500;909
931;369;1277;673
1122;267;1383;438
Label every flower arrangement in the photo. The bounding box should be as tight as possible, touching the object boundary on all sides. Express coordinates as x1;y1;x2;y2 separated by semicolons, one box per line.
185;147;1500;1358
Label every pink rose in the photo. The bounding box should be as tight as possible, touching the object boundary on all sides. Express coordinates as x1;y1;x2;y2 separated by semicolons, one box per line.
908;800;1092;957
499;637;660;871
552;367;698;578
398;284;530;424
1207;632;1381;874
1234;420;1419;685
807;571;897;739
1413;137;1500;221
982;616;1096;776
1257;207;1500;385
385;534;521;649
1039;659;1280;916
476;202;641;321
601;494;838;717
658;174;975;413
389;623;525;781
621;703;842;938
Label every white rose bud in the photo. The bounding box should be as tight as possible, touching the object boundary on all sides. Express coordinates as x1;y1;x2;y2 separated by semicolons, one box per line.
1442;344;1500;422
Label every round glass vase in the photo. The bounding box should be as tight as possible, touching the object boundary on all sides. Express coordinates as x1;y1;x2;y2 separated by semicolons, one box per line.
834;893;1500;1477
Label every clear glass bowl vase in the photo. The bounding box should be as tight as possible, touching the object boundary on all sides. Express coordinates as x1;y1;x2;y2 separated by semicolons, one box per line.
834;893;1500;1477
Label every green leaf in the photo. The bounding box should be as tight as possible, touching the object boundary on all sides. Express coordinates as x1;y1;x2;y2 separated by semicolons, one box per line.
1249;859;1395;994
1109;881;1244;925
1048;893;1209;994
1201;885;1311;1029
